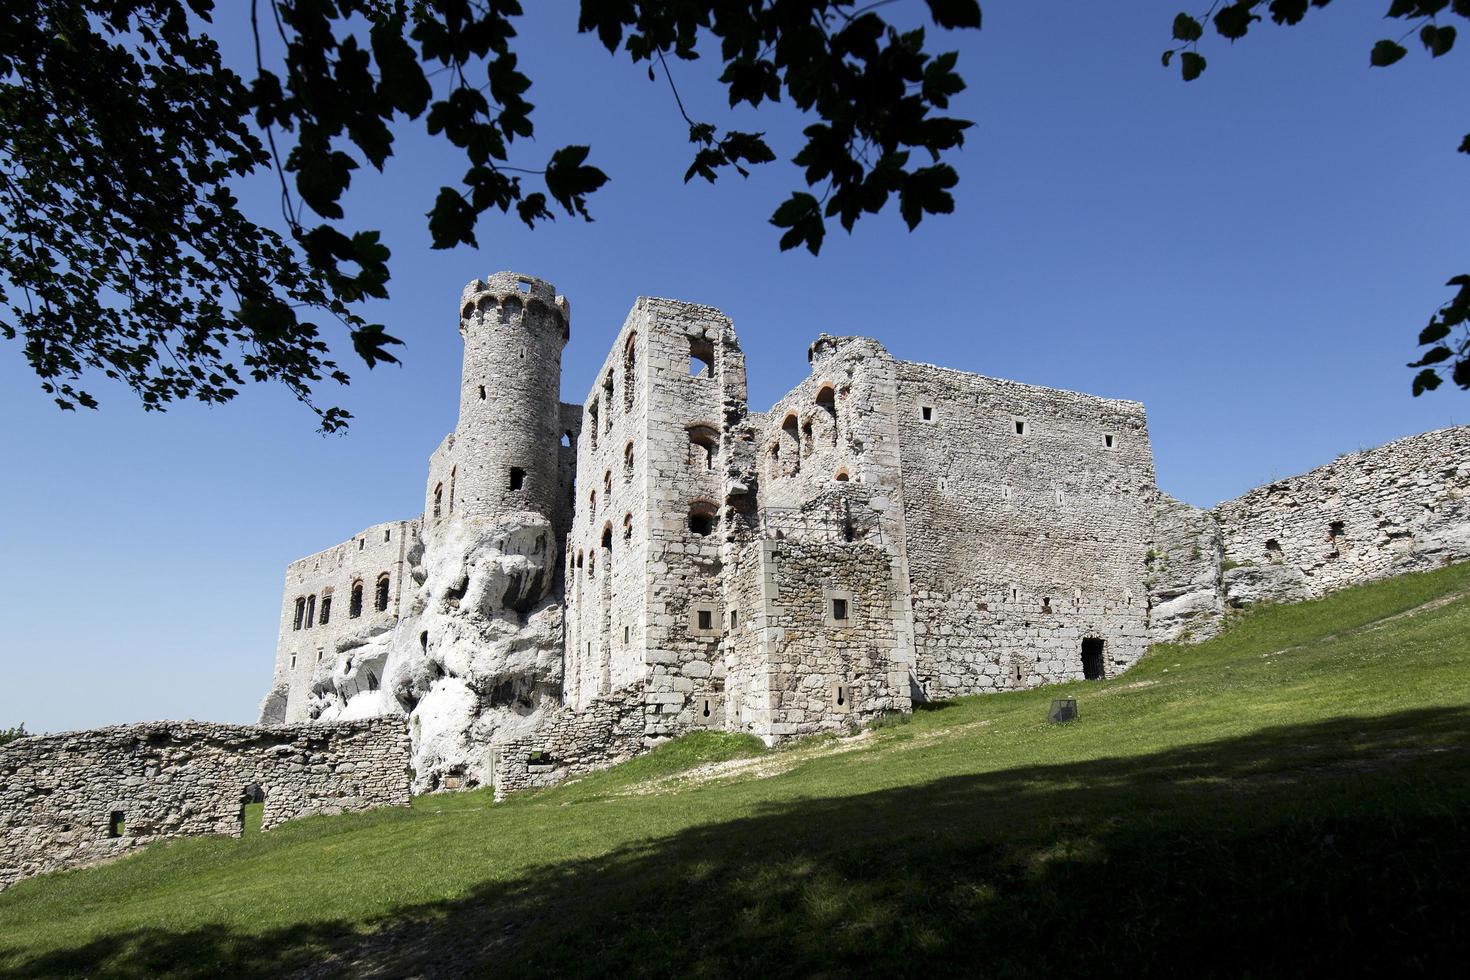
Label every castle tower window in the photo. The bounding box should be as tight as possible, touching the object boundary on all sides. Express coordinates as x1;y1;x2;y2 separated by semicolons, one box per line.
375;575;390;613
1014;419;1027;436
304;594;317;629
561;431;573;448
479;385;486;401
730;609;738;628
290;653;297;670
834;469;850;482
689;336;714;378
688;501;718;536
624;442;635;479
366;670;379;691
603;469;612;497
816;385;836;417
921;405;934;422
603;371;614;420
1081;638;1105;680
1104;432;1116;449
602;524;613;551
1265;538;1283;560
688;426;718;469
801;418;814;455
832;597;849;621
781;414;800;474
589;489;597;513
697;609;713;630
433;483;443;520
509;467;526;491
349;582;364;618
1328;521;1345;539
624;624;630;644
108;811;125;838
292;597;306;631
385;529;391;542
449;467;456;511
623;513;633;541
319;591;332;625
421;631;428;652
588;400;599;449
316;648;323;663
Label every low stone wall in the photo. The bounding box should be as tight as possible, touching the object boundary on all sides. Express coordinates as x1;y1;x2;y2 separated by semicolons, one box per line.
490;688;645;799
0;716;411;891
1147;492;1226;643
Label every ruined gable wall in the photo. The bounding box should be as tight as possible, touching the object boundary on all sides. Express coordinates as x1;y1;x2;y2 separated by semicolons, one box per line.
1215;426;1470;596
895;364;1155;696
270;520;418;724
0;717;410;892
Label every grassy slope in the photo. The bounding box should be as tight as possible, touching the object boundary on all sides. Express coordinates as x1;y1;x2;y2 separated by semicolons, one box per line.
3;564;1470;978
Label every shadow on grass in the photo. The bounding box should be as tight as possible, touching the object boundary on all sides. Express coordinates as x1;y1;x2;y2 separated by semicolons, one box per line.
8;706;1470;979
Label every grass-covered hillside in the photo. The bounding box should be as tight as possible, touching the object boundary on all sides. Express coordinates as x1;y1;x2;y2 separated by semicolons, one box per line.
4;564;1470;978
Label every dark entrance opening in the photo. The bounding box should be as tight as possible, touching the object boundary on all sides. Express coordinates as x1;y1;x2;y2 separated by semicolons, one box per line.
1081;638;1105;680
241;783;266;835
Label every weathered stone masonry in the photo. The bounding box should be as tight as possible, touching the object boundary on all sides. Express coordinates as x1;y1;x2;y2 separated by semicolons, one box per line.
0;717;410;891
257;270;1470;798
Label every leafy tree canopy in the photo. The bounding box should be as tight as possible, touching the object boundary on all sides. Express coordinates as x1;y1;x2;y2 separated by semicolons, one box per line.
0;722;29;745
1161;0;1470;396
0;0;980;429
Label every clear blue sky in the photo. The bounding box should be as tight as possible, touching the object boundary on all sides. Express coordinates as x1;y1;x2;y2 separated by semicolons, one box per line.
1;3;1464;733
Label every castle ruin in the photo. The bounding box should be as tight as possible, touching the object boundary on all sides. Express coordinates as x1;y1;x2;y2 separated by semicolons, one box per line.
258;272;1470;795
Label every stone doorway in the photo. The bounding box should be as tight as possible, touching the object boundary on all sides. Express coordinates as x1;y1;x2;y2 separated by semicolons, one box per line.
1081;638;1105;681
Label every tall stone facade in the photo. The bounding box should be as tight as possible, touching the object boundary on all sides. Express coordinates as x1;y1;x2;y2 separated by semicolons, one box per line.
263;271;1470;795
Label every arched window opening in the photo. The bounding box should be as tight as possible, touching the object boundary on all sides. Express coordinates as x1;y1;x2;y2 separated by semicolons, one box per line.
319;589;333;625
623;513;633;541
688;501;718;536
292;597;306;631
1265;538;1283;561
688;336;714;378
561;430;573;448
835;468;850;482
304;594;317;629
601;524;613;551
688;425;718;470
603;371;615;420
624;441;635;480
815;385;836;417
603;469;611;497
801;418;814;456
433;483;443;520
375;575;391;613
576;550;584;569
349;582;364;618
780;414;801;474
588;399;600;449
623;332;637;410
589;489;597;513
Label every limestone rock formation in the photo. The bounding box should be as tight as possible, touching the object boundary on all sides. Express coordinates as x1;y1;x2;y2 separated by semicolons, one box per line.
1223;564;1310;608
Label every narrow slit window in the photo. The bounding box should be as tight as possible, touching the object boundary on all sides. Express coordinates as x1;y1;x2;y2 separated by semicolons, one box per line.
304;595;316;629
319;593;332;625
292;597;305;631
375;575;390;612
349;582;364;618
730;609;738;628
479;385;487;401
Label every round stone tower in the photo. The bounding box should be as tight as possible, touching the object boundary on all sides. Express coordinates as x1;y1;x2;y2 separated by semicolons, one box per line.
449;271;570;525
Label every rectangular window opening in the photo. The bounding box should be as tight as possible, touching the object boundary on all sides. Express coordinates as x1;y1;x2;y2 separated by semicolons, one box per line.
1014;420;1026;435
921;405;933;421
1104;433;1115;448
509;467;526;491
730;610;739;629
697;609;713;631
832;598;849;621
108;811;125;839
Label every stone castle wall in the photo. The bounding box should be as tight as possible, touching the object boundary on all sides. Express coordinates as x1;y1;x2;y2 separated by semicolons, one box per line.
895;362;1156;694
0;717;411;891
1146;427;1470;642
490;688;645;798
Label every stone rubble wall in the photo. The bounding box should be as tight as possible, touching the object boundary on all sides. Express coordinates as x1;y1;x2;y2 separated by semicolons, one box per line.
1148;427;1470;643
0;717;411;892
489;688;645;799
1215;427;1470;596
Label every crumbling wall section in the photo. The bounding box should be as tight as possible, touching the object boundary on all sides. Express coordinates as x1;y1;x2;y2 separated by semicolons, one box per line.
1215;427;1470;596
490;688;645;798
0;717;411;892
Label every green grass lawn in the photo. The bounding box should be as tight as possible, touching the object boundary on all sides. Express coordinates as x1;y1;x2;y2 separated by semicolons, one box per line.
4;564;1470;978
